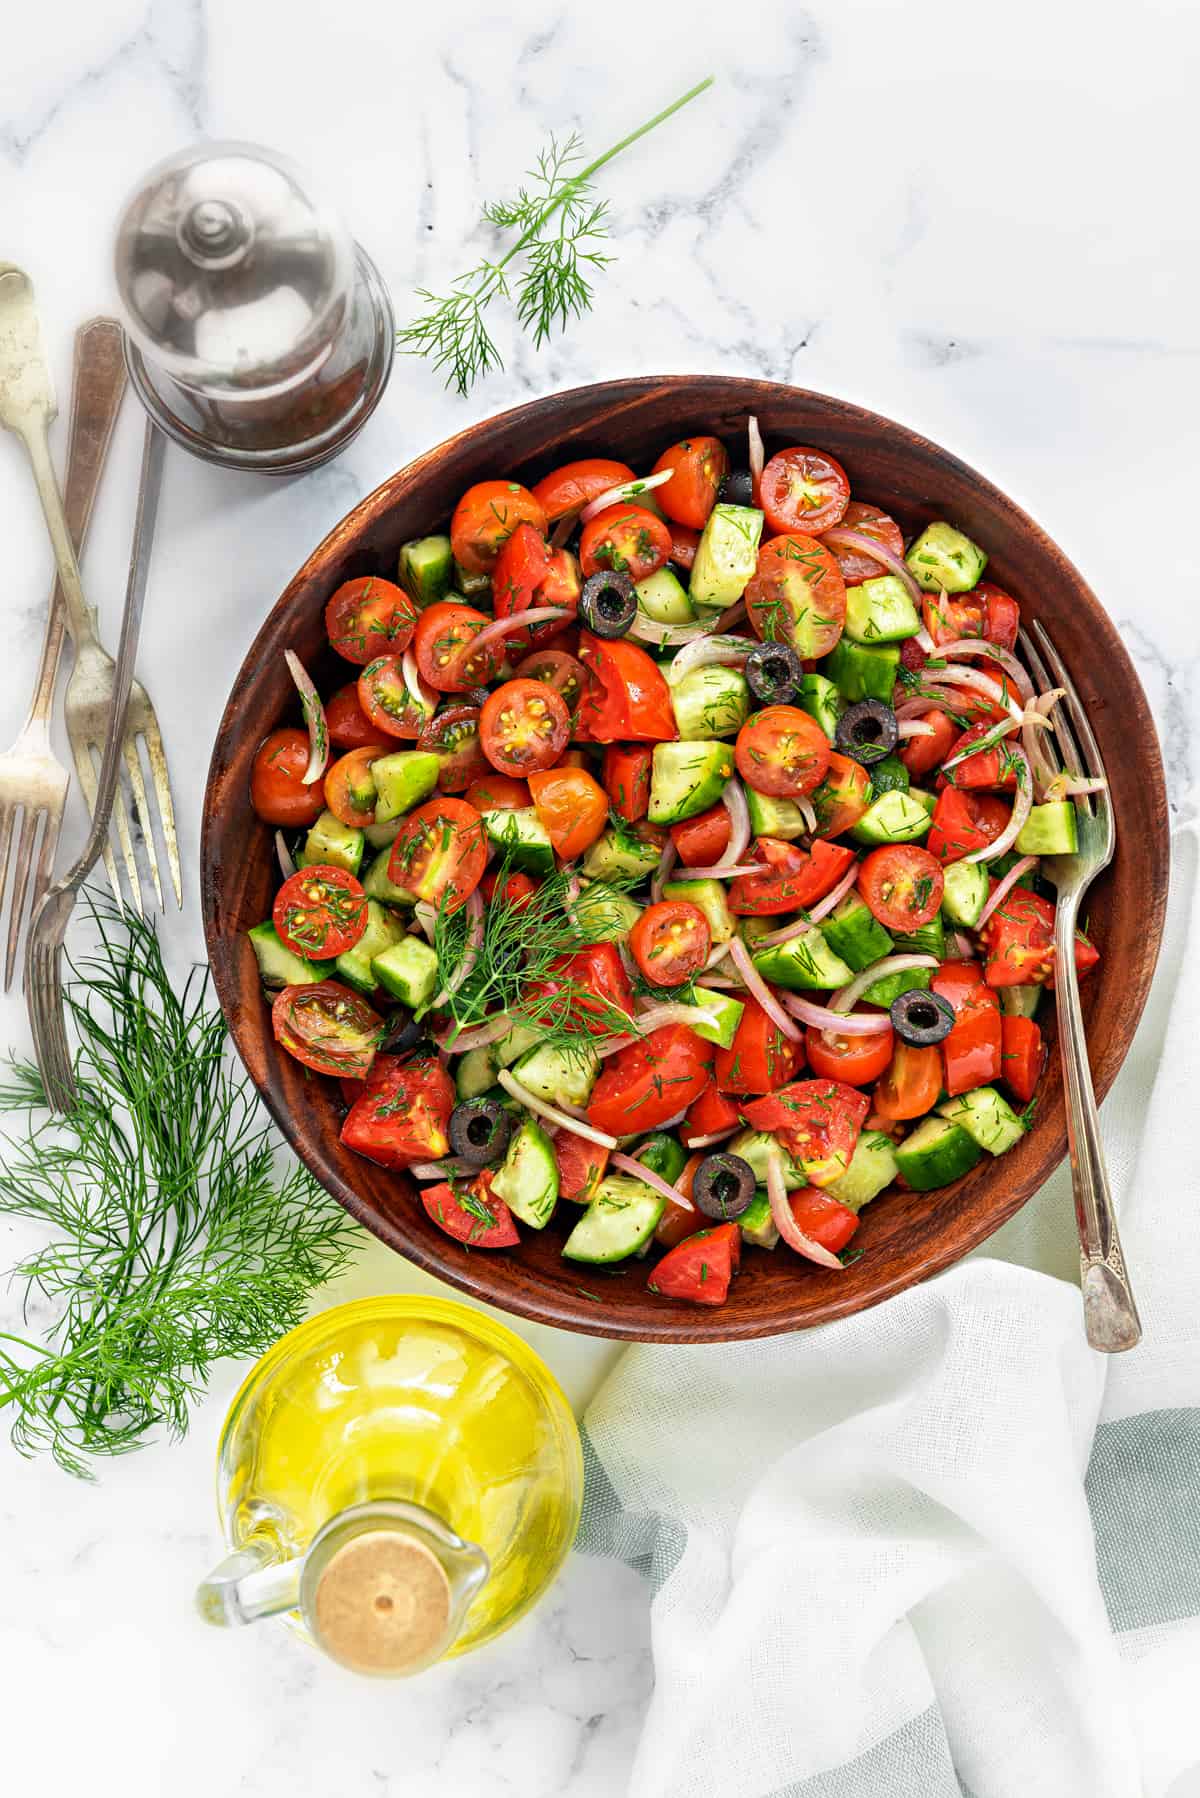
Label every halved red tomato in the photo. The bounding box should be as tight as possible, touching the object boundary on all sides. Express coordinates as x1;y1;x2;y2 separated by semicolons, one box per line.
480;866;538;911
514;648;588;717
413;601;498;693
682;1081;743;1144
587;1024;712;1136
533;941;635;1037
648;1221;741;1306
805;1024;895;1087
576;634;677;743
526;764;608;859
421;1173;520;1247
554;1130;610;1204
492;522;580;656
417;705;490;794
930;961;1002;1094
651;436;729;530
387;796;486;912
324;745;385;827
655;1153;704;1247
745;533;847;659
578;504;671;582
273;865;368;959
603;744;653;822
829;501;905;585
341;1055;454;1169
629;900;711;987
928;787;998;863
250;728;326;828
858;845;944;931
936;721;1019;792
760;446;850;536
811;752;872;839
670;803;732;867
450;480;546;575
872;1041;943;1121
899;707;958;778
357;654;437;740
530;458;634;523
742;1078;869;1187
325;576;418;665
479;679;572;776
922;581;1020;652
1000;1014;1046;1104
785;1187;859;1253
464;772;529;812
326;683;391;752
735;704;831;799
713;996;805;1094
728;838;856;916
271;980;382;1078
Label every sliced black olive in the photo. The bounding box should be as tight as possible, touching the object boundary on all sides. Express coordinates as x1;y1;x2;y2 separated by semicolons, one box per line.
745;641;804;706
835;699;899;767
719;468;755;507
693;1152;756;1222
448;1098;513;1166
378;1010;430;1055
580;570;636;638
889;988;956;1047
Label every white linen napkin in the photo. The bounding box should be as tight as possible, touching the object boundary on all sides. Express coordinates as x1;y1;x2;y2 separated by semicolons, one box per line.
580;813;1199;1798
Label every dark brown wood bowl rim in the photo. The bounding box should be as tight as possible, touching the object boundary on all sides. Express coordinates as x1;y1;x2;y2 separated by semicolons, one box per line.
201;376;1169;1343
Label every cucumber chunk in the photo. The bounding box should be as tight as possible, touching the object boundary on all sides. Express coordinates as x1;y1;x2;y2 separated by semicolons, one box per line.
562;1176;666;1264
495;1022;542;1067
671;666;751;740
637;1133;688;1184
906;521;987;594
362;844;414;907
862;965;932;1008
937;1085;1025;1156
572;882;642;943
397;534;454;609
674;987;744;1049
753;929;854;992
491;1117;559;1229
999;985;1041;1020
373;751;440;825
728;1130;806;1188
647;741;734;825
738;1189;780;1249
1016;800;1078;856
850;789;935;845
798;671;844;741
513;1041;599;1108
941;859;990;928
363;816;403;850
891;913;946;961
636;566;695;626
662;875;736;944
819;893;894;972
824;1130;899;1212
894;1116;982;1190
688;504;764;609
745;788;809;841
248;921;324;988
844;575;921;645
372;936;439;1008
869;754;910;795
482;807;556;876
823;638;901;703
335;899;406;993
582;825;662;882
456;1045;499;1100
301;810;365;876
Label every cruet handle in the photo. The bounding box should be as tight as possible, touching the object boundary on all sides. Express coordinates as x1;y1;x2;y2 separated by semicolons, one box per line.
195;1540;306;1629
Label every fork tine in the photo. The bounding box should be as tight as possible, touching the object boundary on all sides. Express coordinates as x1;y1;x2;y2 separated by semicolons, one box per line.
138;714;182;908
108;777;143;918
15;808;60;989
4;805;44;991
122;738;163;910
1020;626;1087;792
0;800;14;934
1032;621;1108;786
27;937;74;1110
71;741;124;909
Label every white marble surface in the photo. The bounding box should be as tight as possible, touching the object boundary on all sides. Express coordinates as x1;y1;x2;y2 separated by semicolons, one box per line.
0;0;1195;1792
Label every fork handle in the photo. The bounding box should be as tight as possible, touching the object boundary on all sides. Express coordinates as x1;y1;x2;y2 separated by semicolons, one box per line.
23;319;127;728
18;403;101;654
1054;889;1142;1353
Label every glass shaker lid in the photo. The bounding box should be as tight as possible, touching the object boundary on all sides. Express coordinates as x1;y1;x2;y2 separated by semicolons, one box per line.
114;140;355;397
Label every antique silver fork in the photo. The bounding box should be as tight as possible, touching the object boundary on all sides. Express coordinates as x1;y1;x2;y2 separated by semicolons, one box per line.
26;418;165;1111
0;317;127;988
0;263;181;917
1021;621;1141;1354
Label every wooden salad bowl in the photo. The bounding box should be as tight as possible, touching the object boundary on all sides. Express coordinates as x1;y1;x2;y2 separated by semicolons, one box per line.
201;377;1169;1342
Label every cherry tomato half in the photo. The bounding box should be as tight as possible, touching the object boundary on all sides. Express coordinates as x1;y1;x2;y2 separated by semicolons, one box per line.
810;752;872;839
829;501;906;585
603;744;653;822
324;576;418;665
273;865;369;960
417;705;490;794
514;648;588;716
898;707;958;778
760;446;851;536
492;522;580;657
325;683;391;752
341;1055;455;1169
728;838;856;916
250;728;325;828
386;797;487;913
357;654;437;740
805;1024;895;1087
413;601;498;693
575;635;677;743
735;704;832;799
578;504;671;583
745;533;847;659
629;900;711;988
324;745;385;827
272;980;382;1079
450;480;546;575
527;764;609;859
464;772;529;812
858;845;945;931
530;458;634;523
651;436;729;530
479;679;572;777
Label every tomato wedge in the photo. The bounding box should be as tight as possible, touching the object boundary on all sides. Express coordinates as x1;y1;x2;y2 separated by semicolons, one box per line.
735;704;831;799
651;436;729;530
450;480;546;575
927;787;995;863
417;705;490;794
250;728;326;828
492;522;580;656
829;502;905;585
648;1221;741;1306
899;707;958;778
1000;1014;1046;1105
668;522;700;571
527;764;609;859
341;1055;455;1169
273;865;368;960
655;1154;704;1247
629;900;711;988
421;1173;521;1247
857;845;944;931
554;1131;610;1205
979;887;1084;988
413;601;498;693
587;1024;712;1136
805;1025;895;1087
746;533;847;660
742;1079;870;1187
785;1187;859;1253
728;838;856;916
921;581;1020;652
713;996;805;1094
533;942;635;1036
872;1041;943;1121
930;961;1002;1094
759;446;850;536
682;1081;742;1144
670;803;732;867
325;576;418;665
578;504;671;582
387;796;487;912
479;679;572;776
603;743;653;822
272;980;382;1079
936;721;1019;792
576;634;677;742
530;458;634;523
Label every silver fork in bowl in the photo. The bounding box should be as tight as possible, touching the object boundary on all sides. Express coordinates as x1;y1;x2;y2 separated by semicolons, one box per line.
0;263;181;918
1021;620;1141;1353
0;317;127;988
26;418;165;1110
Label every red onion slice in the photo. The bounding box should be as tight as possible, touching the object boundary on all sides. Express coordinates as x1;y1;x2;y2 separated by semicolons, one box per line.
498;1069;618;1150
284;650;329;786
748;415;765;490
1044;774;1107;800
779;993;892;1035
755;858;861;948
275;830;297;881
628;615;717;649
728;936;802;1041
832;952;939;1013
936;638;1034;706
965;745;1032;862
434;1013;511;1053
822;527;924;609
921;666;1024;724
940;714;1020;772
950;930;976;960
975;854;1038;931
897;720;936;740
895;695;945;721
413;901;438;944
454;605;569;674
610;1149;696;1212
715;777;752;870
713;598;748;634
766;1152;844;1270
407;1158;479;1182
686;1127;740;1150
915;625;935;654
401;647;435;716
650;838;678;905
677;862;759;880
667;634;756;685
579;467;674;523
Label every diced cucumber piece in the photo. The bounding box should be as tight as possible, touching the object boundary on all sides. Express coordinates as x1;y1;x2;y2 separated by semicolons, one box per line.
823;638;900;704
335;899;406;993
573;882;642;942
862;966;932;1008
582;825;662;882
363;816;403;850
844;575;922;645
671;666;750;740
454;563;491;600
999;985;1041;1020
850;789;934;845
739;915;774;946
456;1045;499;1100
647;741;734;825
397;535;454;608
728;1130;806;1189
991;850;1038;889
824;1131;899;1212
937;1085;1025;1156
891;912;946;961
362;844;414;906
688;504;764;608
562;1176;666;1264
662;876;736;945
247;921;324;988
798;671;844;741
373;751;441;824
372;935;439;1008
1016;800;1078;857
636;566;695;626
745;788;809;841
491;1117;559;1229
513;1041;599;1108
495;1022;542;1066
752;929;854;992
941;859;990;928
869;754;910;795
894;1116;983;1190
301;810;365;876
819;893;894;972
676;987;744;1049
905;521;987;594
637;1133;688;1185
483;807;556;876
738;1189;780;1249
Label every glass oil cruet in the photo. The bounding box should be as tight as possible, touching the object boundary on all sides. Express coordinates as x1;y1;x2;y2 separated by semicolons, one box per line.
196;1297;583;1677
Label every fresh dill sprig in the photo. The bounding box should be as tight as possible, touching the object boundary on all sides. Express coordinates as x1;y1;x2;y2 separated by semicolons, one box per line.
399;77;713;394
0;900;357;1477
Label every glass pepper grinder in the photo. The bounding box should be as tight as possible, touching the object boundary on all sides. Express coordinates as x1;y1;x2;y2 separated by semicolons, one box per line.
113;140;394;475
